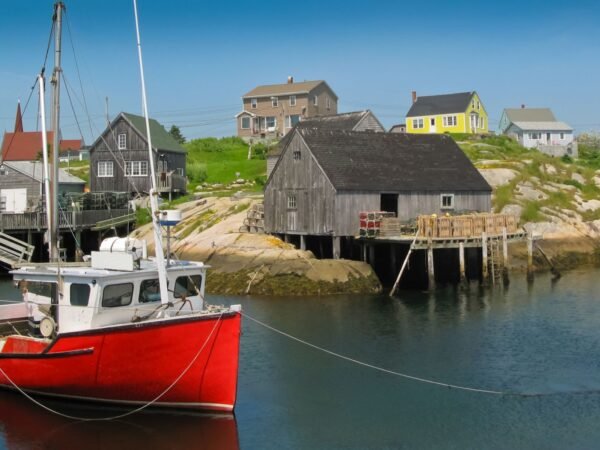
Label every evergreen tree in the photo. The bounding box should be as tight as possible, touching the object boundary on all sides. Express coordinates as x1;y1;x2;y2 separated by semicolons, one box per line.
169;125;186;144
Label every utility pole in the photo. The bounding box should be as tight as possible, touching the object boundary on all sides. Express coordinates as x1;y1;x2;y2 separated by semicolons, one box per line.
50;1;64;262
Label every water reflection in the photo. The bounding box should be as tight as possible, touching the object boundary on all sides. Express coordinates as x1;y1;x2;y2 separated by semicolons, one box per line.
0;391;239;450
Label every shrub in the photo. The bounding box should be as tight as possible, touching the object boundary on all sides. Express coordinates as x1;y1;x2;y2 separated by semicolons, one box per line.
186;162;208;183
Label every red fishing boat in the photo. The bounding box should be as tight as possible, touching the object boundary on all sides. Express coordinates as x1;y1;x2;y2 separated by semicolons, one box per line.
0;1;241;412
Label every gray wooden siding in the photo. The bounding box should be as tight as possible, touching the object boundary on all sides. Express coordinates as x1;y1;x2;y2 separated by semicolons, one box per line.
89;117;185;193
264;135;336;235
0;166;40;210
334;192;380;236
354;113;385;132
397;191;491;221
266;155;277;179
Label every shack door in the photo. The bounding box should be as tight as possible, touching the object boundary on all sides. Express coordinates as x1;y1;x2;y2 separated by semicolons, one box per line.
380;193;398;217
0;188;27;213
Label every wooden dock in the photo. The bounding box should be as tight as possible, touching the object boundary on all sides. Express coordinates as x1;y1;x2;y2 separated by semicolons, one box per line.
357;213;528;294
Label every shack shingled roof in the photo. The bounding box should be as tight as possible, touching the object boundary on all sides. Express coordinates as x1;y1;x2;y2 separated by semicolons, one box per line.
295;128;491;192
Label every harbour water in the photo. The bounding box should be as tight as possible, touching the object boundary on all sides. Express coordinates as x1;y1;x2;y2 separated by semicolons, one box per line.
1;269;600;449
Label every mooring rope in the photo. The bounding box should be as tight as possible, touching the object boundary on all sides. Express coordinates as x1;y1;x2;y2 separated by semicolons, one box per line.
241;312;600;398
0;312;223;421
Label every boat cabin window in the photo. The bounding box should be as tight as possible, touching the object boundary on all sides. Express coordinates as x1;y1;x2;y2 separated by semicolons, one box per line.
174;275;202;298
20;281;56;303
70;283;90;306
102;283;133;308
139;279;161;303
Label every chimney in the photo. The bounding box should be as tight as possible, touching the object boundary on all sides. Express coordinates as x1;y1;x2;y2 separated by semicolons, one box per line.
411;91;417;104
287;76;294;84
521;104;526;109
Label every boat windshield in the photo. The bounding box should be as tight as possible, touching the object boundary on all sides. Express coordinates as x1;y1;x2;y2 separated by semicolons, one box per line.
174;275;202;298
20;281;56;304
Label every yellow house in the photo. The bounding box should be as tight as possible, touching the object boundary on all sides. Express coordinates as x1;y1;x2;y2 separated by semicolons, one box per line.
405;91;488;134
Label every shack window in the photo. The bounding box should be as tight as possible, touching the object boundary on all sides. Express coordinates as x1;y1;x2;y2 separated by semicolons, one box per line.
174;275;202;299
102;283;133;308
441;194;455;209
293;150;301;161
287;194;297;209
98;161;114;177
118;133;127;150
70;283;90;306
139;279;161;303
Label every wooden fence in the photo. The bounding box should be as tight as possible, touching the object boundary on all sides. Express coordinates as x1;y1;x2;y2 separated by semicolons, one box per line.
0;209;132;232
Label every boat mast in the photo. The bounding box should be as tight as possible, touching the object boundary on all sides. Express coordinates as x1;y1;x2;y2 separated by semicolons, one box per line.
133;0;170;305
50;1;64;262
39;75;53;257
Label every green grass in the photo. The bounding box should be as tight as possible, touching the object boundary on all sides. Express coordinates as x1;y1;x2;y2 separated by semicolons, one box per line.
185;137;267;185
521;201;543;222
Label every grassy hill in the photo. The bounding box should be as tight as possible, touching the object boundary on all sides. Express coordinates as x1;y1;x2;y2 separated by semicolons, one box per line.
184;137;269;190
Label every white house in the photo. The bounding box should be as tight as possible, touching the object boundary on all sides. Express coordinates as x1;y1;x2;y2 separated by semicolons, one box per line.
499;107;577;157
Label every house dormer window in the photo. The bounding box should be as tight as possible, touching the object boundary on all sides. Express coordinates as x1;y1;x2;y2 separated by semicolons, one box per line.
477;100;480;110
272;97;279;107
250;98;257;109
289;95;296;107
118;133;126;150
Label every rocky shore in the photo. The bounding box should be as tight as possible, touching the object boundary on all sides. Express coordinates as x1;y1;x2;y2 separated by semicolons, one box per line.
131;196;382;296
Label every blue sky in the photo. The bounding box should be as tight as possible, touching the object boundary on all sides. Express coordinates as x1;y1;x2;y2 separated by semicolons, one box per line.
1;0;599;143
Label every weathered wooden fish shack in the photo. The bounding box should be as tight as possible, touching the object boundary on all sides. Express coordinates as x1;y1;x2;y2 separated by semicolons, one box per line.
264;128;523;289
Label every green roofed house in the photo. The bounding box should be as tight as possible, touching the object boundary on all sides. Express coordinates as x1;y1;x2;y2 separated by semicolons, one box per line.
89;112;187;196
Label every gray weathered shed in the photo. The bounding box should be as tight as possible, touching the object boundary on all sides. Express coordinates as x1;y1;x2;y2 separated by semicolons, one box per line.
264;128;491;250
89;112;187;195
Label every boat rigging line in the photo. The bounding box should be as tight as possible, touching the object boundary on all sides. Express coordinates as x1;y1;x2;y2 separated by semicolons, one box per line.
240;311;600;399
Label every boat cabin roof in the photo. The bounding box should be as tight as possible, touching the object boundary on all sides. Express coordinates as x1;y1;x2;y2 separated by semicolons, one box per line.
11;259;207;282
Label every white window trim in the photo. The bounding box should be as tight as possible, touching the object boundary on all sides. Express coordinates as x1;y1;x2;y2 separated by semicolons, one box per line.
272;97;279;108
125;161;149;177
326;97;331;110
266;116;277;129
441;193;455;210
313;95;318;106
443;115;457;127
250;98;257;109
412;118;424;129
240;117;250;129
98;161;114;178
287;194;297;209
289;95;296;107
117;134;126;150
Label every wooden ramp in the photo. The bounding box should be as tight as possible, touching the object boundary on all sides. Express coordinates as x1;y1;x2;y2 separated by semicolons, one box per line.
91;213;136;231
0;232;35;268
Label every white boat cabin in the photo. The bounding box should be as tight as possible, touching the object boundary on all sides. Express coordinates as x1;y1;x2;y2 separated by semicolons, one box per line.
10;241;208;336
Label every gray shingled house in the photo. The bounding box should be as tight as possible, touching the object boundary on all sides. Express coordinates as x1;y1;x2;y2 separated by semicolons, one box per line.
264;128;491;258
89;112;186;196
266;110;384;177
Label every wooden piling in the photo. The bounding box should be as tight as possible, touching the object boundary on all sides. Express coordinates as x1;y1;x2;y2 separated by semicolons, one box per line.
368;245;375;266
502;227;510;285
481;232;489;284
527;234;534;282
361;243;367;262
459;242;466;285
332;236;341;260
427;245;435;291
300;234;306;251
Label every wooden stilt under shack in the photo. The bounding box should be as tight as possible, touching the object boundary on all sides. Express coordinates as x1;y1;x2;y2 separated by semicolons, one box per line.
527;234;534;282
358;212;526;291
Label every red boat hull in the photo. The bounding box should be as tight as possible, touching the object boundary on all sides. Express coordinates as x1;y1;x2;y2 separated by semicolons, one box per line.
0;311;241;411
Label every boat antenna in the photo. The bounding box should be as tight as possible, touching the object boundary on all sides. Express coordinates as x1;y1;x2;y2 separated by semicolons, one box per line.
50;1;64;262
133;0;170;305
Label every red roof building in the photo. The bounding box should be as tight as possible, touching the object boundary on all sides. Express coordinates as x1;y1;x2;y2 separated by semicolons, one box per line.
1;102;82;161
